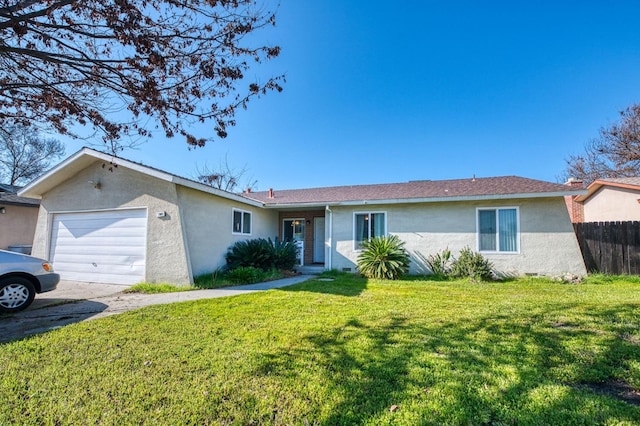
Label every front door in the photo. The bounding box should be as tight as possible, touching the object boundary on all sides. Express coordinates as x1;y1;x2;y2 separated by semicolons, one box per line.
283;218;304;265
313;217;325;263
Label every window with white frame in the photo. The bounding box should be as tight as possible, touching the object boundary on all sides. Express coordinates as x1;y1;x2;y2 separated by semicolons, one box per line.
232;208;252;235
354;212;386;248
477;207;519;252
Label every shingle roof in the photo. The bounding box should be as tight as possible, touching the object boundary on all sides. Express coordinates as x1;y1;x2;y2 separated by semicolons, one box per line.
19;147;582;209
0;183;20;192
598;177;640;187
0;184;39;206
243;176;579;206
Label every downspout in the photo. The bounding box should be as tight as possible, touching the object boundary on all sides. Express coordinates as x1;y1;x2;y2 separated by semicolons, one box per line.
325;205;332;270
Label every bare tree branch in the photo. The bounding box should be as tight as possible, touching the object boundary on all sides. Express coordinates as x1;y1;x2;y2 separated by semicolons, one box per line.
564;104;640;185
0;0;283;152
195;156;257;192
0;124;65;185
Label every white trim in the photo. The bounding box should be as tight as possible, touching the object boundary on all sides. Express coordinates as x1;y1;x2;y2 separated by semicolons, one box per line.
476;206;520;254
353;211;388;250
231;208;252;235
18;147;263;207
172;176;263;207
261;191;586;209
325;205;332;270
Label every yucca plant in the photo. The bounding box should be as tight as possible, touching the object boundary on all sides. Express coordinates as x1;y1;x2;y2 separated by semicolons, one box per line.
357;235;410;280
425;247;452;278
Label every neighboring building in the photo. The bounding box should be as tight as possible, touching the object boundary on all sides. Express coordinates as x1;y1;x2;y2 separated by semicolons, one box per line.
0;183;40;252
572;178;640;222
19;148;588;286
564;178;585;223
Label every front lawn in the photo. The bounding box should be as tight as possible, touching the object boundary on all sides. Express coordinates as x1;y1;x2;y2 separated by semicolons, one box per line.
1;276;640;425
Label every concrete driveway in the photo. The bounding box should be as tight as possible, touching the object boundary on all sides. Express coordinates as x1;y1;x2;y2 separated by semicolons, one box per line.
0;275;314;343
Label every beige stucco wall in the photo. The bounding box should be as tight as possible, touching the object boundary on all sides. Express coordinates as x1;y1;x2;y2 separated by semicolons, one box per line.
176;186;279;277
0;204;38;250
328;197;587;277
583;186;640;222
31;161;192;285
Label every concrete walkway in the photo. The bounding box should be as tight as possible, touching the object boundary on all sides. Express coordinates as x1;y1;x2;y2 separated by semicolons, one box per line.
0;275;315;343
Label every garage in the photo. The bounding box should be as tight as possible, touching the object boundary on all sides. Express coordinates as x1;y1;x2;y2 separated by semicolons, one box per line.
49;209;147;285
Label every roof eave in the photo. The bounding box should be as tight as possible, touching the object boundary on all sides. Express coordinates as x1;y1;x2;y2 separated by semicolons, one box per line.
575;180;640;202
18;148;263;208
171;177;264;207
0;200;39;207
18;147;176;199
263;190;587;208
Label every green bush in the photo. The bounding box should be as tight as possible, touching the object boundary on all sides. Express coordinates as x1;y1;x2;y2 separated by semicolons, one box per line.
225;266;266;284
425;248;452;278
225;238;299;271
271;238;299;270
226;239;273;270
357;235;410;280
450;247;493;282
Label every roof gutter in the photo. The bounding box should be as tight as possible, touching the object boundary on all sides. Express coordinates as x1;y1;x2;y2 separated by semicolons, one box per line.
171;177;264;208
261;190;589;209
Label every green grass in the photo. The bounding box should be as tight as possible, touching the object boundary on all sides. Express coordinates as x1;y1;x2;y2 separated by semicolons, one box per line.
194;268;286;289
124;282;194;294
2;275;640;425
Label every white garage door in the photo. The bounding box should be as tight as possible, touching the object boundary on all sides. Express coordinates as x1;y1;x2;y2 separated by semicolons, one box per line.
50;209;147;285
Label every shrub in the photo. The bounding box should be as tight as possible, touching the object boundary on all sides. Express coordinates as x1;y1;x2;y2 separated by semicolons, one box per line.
225;238;299;271
271;238;299;270
225;266;266;284
225;238;274;270
425;248;452;278
450;247;493;282
357;235;410;280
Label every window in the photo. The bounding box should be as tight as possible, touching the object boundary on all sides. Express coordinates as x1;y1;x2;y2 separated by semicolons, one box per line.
232;209;252;235
354;212;386;248
283;219;305;242
477;207;519;252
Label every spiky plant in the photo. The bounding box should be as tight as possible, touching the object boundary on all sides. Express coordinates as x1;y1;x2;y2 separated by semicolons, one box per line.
425;247;453;278
357;235;410;280
270;238;299;270
225;239;273;270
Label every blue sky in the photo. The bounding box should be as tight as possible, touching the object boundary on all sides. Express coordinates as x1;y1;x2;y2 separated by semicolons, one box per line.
61;1;640;191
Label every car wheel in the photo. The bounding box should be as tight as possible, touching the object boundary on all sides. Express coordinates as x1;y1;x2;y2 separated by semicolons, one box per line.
0;277;36;313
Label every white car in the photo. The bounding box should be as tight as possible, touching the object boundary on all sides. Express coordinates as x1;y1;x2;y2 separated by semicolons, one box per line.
0;249;60;313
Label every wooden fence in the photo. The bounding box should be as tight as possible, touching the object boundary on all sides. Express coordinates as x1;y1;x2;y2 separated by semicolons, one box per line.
573;221;640;275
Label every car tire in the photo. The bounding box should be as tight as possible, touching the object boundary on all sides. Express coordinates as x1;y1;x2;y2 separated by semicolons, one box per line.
0;277;36;313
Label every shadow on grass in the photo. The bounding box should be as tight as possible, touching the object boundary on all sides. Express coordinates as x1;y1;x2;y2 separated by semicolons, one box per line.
250;302;640;424
0;300;108;344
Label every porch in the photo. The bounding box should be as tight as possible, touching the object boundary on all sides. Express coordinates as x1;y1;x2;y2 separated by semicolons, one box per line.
279;210;327;269
295;265;326;274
